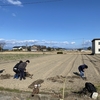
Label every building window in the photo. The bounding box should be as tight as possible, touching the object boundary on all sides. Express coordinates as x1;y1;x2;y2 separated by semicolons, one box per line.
98;49;100;52
98;42;100;45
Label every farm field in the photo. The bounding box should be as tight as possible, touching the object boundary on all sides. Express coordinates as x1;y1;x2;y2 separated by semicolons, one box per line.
0;51;100;100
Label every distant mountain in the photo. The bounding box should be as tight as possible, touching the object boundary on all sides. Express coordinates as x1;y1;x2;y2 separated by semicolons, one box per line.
52;46;60;48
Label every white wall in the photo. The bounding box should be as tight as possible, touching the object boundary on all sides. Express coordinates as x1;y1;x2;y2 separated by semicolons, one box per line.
92;40;100;54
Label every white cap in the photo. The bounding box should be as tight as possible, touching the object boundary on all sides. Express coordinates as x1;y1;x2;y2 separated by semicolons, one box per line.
34;84;38;88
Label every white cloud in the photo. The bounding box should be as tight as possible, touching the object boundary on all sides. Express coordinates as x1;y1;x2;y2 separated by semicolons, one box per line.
71;42;75;44
1;39;92;49
82;40;91;46
62;41;69;45
7;0;22;6
0;38;5;41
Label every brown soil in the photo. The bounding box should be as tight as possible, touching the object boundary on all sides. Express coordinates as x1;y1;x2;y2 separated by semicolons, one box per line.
0;51;100;100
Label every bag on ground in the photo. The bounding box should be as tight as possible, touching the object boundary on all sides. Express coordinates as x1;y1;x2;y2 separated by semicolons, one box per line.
85;82;98;99
85;82;97;93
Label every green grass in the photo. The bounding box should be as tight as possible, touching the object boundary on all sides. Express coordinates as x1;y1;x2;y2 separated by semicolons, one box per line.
0;54;48;63
0;86;32;94
96;84;100;93
0;86;22;93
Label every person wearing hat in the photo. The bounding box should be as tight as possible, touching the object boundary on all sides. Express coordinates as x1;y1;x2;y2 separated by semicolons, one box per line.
78;64;88;78
18;60;30;80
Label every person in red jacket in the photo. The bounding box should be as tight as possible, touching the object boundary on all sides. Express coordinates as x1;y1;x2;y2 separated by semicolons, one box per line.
18;60;30;80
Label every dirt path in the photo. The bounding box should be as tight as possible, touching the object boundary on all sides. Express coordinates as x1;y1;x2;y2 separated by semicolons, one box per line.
0;53;100;100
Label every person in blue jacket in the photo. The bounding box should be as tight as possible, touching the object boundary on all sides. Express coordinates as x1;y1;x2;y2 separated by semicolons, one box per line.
78;64;88;78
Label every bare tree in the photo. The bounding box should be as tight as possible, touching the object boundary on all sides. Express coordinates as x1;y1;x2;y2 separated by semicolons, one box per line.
0;42;6;51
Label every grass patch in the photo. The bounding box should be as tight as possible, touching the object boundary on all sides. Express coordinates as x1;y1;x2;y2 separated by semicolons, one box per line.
0;54;48;63
96;84;100;93
0;86;22;93
0;86;31;93
60;87;73;98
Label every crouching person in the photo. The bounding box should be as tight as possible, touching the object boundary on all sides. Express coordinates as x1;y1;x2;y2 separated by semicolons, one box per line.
31;84;41;97
78;64;88;79
18;60;30;80
13;60;23;79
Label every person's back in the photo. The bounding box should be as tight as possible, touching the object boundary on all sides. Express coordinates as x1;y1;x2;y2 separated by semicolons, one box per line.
13;60;23;72
18;62;27;70
13;60;23;79
18;60;30;80
78;65;85;72
13;63;20;72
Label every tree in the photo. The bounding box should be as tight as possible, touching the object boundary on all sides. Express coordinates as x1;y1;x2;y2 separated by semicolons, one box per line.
27;46;31;51
0;42;6;51
87;46;92;50
47;47;51;51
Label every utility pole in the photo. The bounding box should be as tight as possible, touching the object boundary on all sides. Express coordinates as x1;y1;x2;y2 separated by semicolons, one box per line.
25;42;28;51
83;38;84;50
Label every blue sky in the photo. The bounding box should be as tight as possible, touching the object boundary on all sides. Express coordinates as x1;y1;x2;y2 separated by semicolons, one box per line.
0;0;100;49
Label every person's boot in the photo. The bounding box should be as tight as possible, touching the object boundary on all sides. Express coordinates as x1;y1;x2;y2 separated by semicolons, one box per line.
82;76;87;80
20;78;22;80
23;77;26;80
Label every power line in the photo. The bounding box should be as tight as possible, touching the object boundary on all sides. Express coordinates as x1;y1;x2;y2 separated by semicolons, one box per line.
22;0;62;5
0;0;63;6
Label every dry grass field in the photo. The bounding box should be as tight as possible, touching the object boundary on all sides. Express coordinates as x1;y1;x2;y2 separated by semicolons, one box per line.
0;51;100;100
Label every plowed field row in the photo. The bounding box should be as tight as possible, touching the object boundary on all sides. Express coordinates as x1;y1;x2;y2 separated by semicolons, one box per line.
0;53;100;95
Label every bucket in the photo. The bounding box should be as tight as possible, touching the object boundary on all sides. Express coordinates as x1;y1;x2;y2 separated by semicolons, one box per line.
92;92;98;99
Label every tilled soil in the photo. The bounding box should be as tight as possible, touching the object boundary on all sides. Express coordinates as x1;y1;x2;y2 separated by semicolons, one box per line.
0;90;95;100
0;52;100;100
0;91;60;100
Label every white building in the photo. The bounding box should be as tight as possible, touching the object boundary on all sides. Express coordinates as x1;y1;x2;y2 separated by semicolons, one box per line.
92;38;100;54
12;46;22;51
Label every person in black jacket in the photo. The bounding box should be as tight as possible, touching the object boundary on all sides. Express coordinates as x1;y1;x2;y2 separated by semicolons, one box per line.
13;60;23;79
78;64;88;78
18;60;30;80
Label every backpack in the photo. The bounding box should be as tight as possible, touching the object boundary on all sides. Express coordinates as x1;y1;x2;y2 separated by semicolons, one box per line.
85;82;97;93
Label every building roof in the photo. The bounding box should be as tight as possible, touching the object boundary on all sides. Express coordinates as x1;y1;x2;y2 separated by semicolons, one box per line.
92;38;100;42
13;46;22;48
